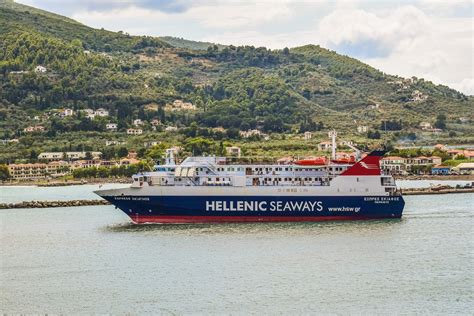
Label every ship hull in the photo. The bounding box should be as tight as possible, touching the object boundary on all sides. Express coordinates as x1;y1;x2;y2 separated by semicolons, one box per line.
99;194;405;224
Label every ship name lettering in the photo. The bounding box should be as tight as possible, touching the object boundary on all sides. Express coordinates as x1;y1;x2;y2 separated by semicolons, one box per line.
206;200;323;212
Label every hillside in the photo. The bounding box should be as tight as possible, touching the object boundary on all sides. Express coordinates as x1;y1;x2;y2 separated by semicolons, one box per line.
0;0;472;163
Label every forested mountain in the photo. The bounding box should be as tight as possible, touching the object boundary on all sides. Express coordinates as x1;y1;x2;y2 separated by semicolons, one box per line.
0;0;472;162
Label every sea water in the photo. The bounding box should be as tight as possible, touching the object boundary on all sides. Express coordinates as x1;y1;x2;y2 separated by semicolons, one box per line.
0;186;473;314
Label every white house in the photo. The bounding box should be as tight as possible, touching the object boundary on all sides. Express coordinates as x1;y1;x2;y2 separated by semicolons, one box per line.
34;65;47;73
304;131;312;140
95;108;109;117
106;123;117;131
63;108;74;116
133;119;144;126
165;126;178;132
419;122;432;130
23;125;45;133
318;141;332;152
226;146;241;158
127;128;143;135
38;151;102;161
239;129;263;138
357;125;368;133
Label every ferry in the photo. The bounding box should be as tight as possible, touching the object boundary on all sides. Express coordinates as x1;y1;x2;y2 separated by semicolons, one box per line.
95;137;405;224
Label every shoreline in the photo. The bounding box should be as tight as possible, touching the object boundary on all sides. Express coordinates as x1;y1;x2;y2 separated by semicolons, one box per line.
0;178;131;186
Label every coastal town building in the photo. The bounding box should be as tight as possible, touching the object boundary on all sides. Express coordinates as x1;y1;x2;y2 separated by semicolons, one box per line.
82;108;109;119
150;119;161;126
277;157;294;165
454;163;474;174
63;108;74;117
357;125;368;133
106;123;117;131
133;119;143;126
8;161;69;179
419;122;432;130
318;141;332;152
240;129;262;138
165;100;196;112
304;132;312;140
34;65;47;73
0;139;19;145
382;155;443;175
225;146;241;158
38;151;102;161
126;128;143;135
431;165;451;175
23;125;45;133
165;126;178;132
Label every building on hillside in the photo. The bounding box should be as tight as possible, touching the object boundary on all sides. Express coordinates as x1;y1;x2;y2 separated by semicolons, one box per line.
120;158;140;165
454;162;474;174
38;151;102;161
70;160;101;169
133;119;143;126
239;129;263;138
63;108;74;116
150;119;161;126
165;126;178;132
357;125;368;133
318;141;332;152
304;131;312;140
277;156;294;165
419;122;432;130
410;90;428;102
106;123;117;131
105;140;125;146
434;144;447;151
165;100;196;112
24;125;45;133
34;65;47;73
95;108;109;117
144;141;160;147
212;127;226;133
126;128;143;135
0;139;19;145
225;146;241;158
339;140;354;147
431;165;451;175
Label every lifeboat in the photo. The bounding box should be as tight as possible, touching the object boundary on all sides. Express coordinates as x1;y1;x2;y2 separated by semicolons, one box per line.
295;157;327;166
331;156;356;164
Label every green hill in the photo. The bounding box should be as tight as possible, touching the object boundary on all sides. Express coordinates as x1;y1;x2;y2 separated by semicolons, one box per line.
0;0;472;163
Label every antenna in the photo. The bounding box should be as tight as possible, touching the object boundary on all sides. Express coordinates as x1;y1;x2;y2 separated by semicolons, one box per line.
328;130;337;160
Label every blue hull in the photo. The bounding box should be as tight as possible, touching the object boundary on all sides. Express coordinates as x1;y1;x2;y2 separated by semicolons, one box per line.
102;195;405;223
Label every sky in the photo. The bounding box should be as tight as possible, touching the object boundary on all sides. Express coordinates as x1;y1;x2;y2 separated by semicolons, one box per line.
17;0;474;95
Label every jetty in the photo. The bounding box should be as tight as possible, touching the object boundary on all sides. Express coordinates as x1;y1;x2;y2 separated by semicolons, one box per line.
0;199;110;209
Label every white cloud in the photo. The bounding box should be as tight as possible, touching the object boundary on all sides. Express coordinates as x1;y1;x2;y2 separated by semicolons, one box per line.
317;6;430;57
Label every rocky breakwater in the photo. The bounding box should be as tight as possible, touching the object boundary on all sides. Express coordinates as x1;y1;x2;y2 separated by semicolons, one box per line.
0;199;110;209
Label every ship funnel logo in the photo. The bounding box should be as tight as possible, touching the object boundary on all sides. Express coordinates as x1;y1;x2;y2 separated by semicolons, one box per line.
360;162;379;169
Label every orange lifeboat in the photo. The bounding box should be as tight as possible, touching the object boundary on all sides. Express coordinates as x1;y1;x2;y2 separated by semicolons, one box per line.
331;156;356;164
295;157;327;166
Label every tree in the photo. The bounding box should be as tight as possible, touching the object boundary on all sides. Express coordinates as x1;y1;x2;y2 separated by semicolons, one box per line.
117;147;129;158
185;137;215;155
434;114;446;129
0;164;9;181
367;130;381;139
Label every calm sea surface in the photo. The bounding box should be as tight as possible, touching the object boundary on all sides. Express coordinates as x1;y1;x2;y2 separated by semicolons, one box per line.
0;184;473;314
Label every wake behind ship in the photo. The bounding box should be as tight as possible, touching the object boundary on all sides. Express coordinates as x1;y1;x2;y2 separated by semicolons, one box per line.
95;148;405;224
